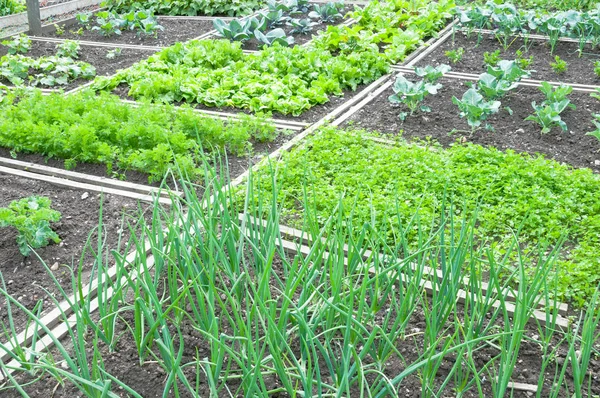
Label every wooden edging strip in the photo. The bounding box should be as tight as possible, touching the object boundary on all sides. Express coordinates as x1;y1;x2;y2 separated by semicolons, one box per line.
242;215;569;317
27;36;165;51
0;157;180;198
0;166;172;205
391;65;600;93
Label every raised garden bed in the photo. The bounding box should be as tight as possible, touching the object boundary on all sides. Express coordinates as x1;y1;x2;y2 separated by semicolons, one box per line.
342;77;600;172
417;31;600;86
38;16;214;46
0;40;156;90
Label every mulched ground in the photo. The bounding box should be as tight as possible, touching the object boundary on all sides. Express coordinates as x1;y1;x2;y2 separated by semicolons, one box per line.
0;172;149;335
38;17;214;46
0;40;156;91
342;77;600;172
417;31;600;86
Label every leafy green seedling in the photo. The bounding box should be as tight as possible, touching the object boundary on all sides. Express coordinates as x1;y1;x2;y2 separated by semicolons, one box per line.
550;55;568;74
594;61;600;78
76;12;92;29
525;82;575;134
0;196;61;256
525;101;571;134
515;50;534;69
414;64;451;84
213;17;266;42
1;34;31;55
389;74;442;121
308;2;344;23
254;28;294;47
56;40;80;59
288;18;317;35
586;114;600;141
258;9;289;28
106;48;122;59
483;49;501;66
54;23;65;36
445;47;464;64
452;88;500;132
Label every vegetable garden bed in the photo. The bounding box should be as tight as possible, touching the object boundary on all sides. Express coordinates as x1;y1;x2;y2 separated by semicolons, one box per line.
36;16;214;46
418;31;600;86
343;77;600;171
0;39;155;90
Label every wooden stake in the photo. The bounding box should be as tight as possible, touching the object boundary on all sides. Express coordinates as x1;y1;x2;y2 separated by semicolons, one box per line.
25;0;42;35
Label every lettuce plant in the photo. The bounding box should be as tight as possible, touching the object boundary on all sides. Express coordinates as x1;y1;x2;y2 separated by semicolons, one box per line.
0;196;61;256
1;34;31;55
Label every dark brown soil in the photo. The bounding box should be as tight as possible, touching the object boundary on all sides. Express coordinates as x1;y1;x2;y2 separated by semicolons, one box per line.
39;17;214;47
342;77;600;172
0;40;156;91
418;31;600;85
0;173;149;336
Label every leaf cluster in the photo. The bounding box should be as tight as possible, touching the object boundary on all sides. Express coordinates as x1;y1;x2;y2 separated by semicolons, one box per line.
1;34;31;55
0;54;96;87
0;89;278;182
0;196;61;256
525;82;575;134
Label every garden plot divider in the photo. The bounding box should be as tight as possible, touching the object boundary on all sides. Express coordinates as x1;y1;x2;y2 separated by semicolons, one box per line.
390;65;600;93
0;157;182;199
27;36;164;51
0;165;174;205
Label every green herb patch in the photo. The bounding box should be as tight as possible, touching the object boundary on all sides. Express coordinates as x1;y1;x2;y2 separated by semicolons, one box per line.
93;39;389;116
0;89;277;182
0;54;96;87
242;127;600;305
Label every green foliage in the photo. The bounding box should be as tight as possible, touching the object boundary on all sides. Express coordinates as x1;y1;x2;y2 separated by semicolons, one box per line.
242;127;600;304
0;196;61;256
0;89;278;182
0;54;96;87
476;60;531;100
54;23;66;36
1;34;31;55
213;18;262;42
106;48;122;59
288;18;317;35
89;10;163;37
457;2;600;53
312;0;454;63
550;55;568;74
452;88;500;131
308;1;344;23
254;28;294;47
0;0;25;17
525;82;575;134
414;63;451;84
94;39;389;116
594;61;600;77
55;40;81;59
586;113;600;141
388;74;442;120
483;49;501;66
102;0;264;17
445;47;464;64
515;49;534;69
